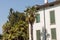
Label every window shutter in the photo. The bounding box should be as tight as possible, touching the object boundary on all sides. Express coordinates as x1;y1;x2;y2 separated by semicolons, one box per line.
36;30;41;40
51;28;56;40
50;10;55;24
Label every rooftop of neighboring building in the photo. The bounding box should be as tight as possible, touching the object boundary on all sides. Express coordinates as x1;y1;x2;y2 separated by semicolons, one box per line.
34;1;60;10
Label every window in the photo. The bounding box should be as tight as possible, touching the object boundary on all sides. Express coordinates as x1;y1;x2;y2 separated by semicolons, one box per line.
50;10;55;24
51;28;57;40
36;14;40;23
36;30;41;40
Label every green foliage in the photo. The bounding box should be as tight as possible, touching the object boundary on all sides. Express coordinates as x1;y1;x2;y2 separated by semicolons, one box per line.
0;34;3;40
25;6;36;24
2;8;29;40
2;6;37;40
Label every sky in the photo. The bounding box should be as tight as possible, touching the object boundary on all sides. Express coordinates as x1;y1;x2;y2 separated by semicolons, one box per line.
0;0;55;34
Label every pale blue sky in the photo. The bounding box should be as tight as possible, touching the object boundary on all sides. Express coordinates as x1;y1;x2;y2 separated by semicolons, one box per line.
0;0;55;34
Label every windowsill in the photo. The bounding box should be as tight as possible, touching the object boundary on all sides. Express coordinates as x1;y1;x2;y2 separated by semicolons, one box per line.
51;39;56;40
50;23;56;25
36;22;40;23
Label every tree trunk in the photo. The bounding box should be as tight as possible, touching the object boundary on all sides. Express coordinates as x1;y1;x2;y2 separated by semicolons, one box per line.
31;24;33;40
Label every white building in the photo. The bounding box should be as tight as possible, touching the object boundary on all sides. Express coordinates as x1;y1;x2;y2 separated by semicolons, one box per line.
29;0;60;40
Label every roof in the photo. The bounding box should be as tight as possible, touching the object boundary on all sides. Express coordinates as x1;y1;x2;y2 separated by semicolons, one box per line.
35;1;60;10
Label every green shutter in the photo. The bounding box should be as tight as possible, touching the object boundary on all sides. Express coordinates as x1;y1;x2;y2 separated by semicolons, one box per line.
36;30;41;40
36;14;40;23
50;10;55;24
51;28;56;40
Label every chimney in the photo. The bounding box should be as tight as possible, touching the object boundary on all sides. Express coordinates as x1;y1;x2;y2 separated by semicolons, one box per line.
44;0;48;3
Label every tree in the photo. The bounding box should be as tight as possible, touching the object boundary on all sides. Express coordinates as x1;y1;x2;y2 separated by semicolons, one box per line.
25;6;37;40
2;8;29;40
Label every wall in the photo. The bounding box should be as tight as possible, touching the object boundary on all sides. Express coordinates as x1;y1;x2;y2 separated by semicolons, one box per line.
29;4;60;40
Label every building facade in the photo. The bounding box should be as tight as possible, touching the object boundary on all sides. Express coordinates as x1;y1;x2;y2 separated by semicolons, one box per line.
29;0;60;40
